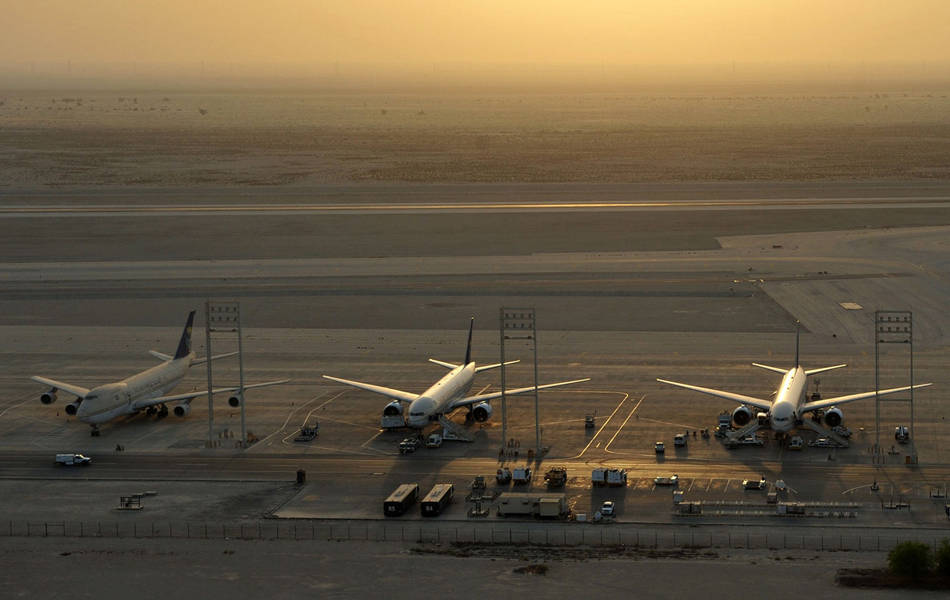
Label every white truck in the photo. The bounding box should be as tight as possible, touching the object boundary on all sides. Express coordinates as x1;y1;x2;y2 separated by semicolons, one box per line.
55;453;91;466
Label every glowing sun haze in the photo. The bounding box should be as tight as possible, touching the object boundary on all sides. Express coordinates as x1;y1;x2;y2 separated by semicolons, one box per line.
2;0;948;86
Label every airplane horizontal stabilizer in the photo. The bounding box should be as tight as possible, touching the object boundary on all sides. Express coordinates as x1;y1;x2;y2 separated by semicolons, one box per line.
149;350;173;361
322;375;418;404
192;351;239;366
656;378;773;412
30;376;90;399
751;363;788;374
428;359;459;369
449;378;590;410
801;382;932;413
475;360;520;373
804;364;848;376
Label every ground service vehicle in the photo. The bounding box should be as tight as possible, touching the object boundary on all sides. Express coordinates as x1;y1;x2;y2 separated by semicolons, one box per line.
496;467;512;483
425;433;443;448
294;424;318;442
600;501;615;516
383;483;419;516
420;483;454;516
55;453;91;466
743;477;767;490
585;415;595;429
544;467;567;487
654;474;679;486
512;466;532;484
726;435;765;448
591;468;607;486
654;441;665;453
674;433;687;447
399;435;422;454
788;436;804;450
606;468;627;487
895;425;910;443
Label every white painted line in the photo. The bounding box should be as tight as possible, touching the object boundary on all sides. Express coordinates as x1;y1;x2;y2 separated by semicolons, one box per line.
604;394;646;453
571;392;630;459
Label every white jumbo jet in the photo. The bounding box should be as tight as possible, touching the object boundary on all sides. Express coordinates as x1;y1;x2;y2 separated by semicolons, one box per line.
323;318;589;429
32;311;289;435
657;326;931;435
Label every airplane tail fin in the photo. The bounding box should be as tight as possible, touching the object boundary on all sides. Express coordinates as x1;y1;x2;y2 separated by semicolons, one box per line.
794;321;801;367
463;317;474;365
173;311;196;360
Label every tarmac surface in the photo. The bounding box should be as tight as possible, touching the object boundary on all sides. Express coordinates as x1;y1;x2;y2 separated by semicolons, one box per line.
2;181;950;596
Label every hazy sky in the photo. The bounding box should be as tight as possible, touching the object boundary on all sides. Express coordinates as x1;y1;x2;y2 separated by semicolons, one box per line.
3;0;948;66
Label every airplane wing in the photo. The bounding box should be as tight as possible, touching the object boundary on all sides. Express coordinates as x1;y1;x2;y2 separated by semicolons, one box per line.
448;378;590;411
30;376;90;399
131;379;291;411
322;375;418;404
656;378;773;412
801;383;932;413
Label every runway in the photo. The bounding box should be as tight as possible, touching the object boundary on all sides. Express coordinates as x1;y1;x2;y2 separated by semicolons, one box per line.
3;196;950;217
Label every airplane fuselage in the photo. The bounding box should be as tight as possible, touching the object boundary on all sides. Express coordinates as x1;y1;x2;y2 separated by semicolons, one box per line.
76;353;194;425
769;366;808;432
406;363;475;428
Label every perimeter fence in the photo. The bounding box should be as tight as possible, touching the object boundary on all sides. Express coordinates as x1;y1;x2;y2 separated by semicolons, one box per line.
2;519;947;553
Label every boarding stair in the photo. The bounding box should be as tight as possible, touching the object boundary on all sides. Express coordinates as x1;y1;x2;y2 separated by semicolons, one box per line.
439;415;474;442
799;418;850;447
725;421;762;443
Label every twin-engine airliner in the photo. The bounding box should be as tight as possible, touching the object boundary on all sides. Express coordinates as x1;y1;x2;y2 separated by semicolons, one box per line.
657;327;931;435
323;319;589;429
31;311;289;435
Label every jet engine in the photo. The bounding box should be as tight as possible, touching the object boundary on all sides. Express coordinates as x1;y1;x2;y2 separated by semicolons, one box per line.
64;400;81;416
228;395;241;407
40;390;57;405
732;405;752;427
173;403;191;417
382;401;403;416
823;407;843;428
471;402;493;422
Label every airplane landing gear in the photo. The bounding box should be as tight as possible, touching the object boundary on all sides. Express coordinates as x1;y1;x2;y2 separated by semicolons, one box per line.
90;426;100;437
156;404;168;419
146;406;157;416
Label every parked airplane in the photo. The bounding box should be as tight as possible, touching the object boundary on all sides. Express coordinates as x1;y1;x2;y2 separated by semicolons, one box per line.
323;318;589;429
657;326;931;436
32;311;289;435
